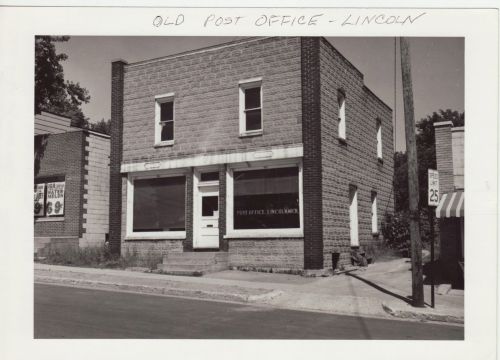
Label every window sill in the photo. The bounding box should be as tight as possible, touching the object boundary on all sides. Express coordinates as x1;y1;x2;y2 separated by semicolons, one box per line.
239;130;263;138
34;217;65;222
125;231;186;241
154;140;174;148
338;137;347;145
224;229;303;239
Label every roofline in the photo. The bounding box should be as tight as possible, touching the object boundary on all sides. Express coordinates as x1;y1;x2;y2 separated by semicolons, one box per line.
362;85;393;112
319;37;364;80
126;36;268;68
123;36;391;113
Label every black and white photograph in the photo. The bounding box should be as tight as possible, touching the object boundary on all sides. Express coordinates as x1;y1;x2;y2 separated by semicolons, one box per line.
1;3;499;360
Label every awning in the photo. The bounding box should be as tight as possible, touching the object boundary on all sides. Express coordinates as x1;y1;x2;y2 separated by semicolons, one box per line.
436;191;464;218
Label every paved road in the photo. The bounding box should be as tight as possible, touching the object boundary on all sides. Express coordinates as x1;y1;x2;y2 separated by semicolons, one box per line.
34;283;463;339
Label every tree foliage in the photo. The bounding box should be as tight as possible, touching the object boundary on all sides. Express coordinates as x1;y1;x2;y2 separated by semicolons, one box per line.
393;109;464;211
89;118;111;135
35;36;90;128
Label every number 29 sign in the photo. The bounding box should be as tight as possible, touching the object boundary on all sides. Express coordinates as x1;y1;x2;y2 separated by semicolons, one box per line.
428;169;440;207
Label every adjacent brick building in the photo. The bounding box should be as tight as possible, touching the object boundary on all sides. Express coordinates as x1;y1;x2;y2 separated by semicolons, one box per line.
34;112;110;256
434;121;464;288
109;37;394;272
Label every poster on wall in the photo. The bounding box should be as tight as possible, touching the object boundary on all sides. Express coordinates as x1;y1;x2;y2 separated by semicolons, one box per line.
34;183;45;217
46;181;65;216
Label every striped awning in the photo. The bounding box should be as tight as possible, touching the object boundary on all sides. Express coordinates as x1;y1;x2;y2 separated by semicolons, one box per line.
436;191;464;218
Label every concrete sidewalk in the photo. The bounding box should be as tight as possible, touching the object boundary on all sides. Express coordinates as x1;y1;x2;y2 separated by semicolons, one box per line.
34;258;464;324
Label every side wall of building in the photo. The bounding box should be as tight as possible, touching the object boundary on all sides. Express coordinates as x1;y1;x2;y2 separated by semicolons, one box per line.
80;132;111;247
319;38;394;269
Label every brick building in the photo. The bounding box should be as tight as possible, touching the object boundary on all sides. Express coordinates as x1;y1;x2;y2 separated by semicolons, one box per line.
34;112;110;256
434;121;464;288
109;37;394;273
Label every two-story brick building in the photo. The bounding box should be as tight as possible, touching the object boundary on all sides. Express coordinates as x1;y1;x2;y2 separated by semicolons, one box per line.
109;37;394;273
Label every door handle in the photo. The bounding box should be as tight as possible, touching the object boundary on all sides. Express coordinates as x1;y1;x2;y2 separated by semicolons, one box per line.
207;224;213;228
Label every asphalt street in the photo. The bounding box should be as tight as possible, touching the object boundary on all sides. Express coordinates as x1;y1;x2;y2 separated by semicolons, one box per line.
34;283;464;339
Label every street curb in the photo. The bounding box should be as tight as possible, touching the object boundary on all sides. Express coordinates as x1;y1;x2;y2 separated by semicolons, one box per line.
35;276;279;304
382;302;464;324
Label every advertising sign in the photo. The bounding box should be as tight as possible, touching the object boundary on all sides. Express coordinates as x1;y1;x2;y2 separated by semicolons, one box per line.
428;169;440;207
34;183;45;217
46;181;65;216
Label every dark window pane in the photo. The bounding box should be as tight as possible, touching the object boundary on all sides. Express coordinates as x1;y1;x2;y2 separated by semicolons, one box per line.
245;109;261;131
245;87;260;109
234;167;299;229
161;121;173;141
133;176;185;232
160;102;173;121
200;172;219;182
202;196;219;216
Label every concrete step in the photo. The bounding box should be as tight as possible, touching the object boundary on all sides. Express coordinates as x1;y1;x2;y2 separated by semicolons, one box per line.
157;263;228;276
159;251;229;275
163;252;227;264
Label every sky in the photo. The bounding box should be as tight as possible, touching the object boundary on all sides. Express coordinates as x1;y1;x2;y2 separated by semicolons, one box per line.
55;36;464;152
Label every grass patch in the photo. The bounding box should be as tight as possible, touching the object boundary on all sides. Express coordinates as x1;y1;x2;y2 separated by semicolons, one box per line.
36;245;163;271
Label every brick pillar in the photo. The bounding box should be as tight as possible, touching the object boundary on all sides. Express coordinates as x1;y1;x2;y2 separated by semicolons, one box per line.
183;168;194;252
109;59;127;255
301;37;323;270
434;121;454;194
219;164;228;252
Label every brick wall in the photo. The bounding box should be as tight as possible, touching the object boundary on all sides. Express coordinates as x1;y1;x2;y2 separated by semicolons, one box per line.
80;132;110;247
228;238;304;270
434;122;454;194
451;127;464;189
318;38;394;269
121;37;302;165
34;131;85;239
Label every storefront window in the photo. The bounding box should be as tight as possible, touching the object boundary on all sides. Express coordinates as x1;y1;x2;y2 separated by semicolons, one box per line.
233;167;299;229
133;176;185;232
34;177;65;217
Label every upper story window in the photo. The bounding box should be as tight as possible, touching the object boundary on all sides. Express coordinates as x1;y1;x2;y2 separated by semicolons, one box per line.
337;90;346;140
376;119;383;160
239;78;263;136
155;93;175;145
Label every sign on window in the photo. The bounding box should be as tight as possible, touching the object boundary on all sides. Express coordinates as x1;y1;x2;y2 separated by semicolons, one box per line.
34;183;45;217
428;169;440;207
46;181;65;216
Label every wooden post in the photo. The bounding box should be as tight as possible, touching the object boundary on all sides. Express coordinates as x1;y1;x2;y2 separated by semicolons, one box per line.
429;208;435;308
400;37;425;307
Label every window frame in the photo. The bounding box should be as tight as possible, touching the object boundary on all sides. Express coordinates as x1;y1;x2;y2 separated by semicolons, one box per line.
239;77;263;137
126;170;187;240
34;176;66;221
337;90;346;141
371;191;379;235
376;119;383;160
349;185;359;247
225;159;303;238
154;92;175;146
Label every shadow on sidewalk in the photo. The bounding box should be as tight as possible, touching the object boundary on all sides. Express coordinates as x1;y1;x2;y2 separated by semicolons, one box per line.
345;271;413;305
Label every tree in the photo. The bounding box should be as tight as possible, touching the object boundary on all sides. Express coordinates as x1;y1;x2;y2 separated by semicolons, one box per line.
89;118;111;135
35;36;90;128
393;109;464;211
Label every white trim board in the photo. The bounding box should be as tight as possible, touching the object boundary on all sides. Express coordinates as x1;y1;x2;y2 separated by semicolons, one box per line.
120;145;303;173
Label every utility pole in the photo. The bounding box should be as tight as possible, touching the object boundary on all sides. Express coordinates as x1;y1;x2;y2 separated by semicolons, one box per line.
400;37;425;307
